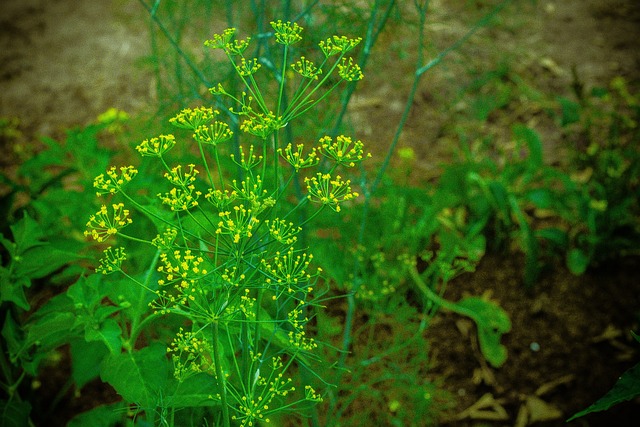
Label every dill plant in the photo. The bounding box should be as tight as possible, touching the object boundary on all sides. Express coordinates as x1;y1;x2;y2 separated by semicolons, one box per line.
83;21;367;426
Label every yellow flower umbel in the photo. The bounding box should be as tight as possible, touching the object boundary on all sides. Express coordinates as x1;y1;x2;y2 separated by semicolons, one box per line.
156;249;209;305
318;135;370;167
319;35;362;57
170;106;216;131
231;356;296;427
337;57;364;82
271;20;303;45
216;205;260;244
304;173;359;212
158;164;202;211
230;145;263;171
93;165;138;196
287;304;318;351
167;328;216;381
278;143;319;171
136;134;176;157
96;246;126;275
193;121;233;146
291;56;321;80
261;248;319;297
265;219;301;245
205;188;239;211
84;203;132;242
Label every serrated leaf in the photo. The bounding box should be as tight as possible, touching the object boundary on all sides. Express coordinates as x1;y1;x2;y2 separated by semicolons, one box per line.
567;362;640;421
457;296;512;368
101;344;169;409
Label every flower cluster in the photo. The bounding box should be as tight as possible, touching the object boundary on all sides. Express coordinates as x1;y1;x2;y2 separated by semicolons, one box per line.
271;20;303;45
231;356;296;427
158;165;202;211
287;304;317;351
265;219;301;246
261;248;319;296
193;121;233;146
151;227;178;251
278;143;319;171
291;56;321;80
167;328;215;381
337;57;364;82
205;188;239;210
319;35;362;57
157;249;209;305
96;246;126;275
84;20;368;427
239;108;281;139
136;134;176;157
169;107;216;130
216;205;260;244
305;173;359;212
84;203;132;242
230;144;263;171
93;165;138;196
318;135;370;167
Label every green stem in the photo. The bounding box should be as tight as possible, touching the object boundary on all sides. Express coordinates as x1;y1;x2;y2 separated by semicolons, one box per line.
211;321;231;427
408;267;474;317
198;140;215;189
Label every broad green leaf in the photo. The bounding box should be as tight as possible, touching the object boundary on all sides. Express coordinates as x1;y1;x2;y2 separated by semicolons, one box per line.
67;402;127;427
67;275;102;309
101;343;169;409
0;399;32;427
0;273;30;310
2;312;23;358
25;311;76;350
70;339;110;388
567;362;640;421
165;373;222;408
0;234;16;257
9;212;45;252
84;318;123;355
567;248;589;275
14;245;81;280
457;296;511;368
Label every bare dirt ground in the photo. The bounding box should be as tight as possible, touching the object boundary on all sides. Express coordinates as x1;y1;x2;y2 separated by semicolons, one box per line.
1;1;639;426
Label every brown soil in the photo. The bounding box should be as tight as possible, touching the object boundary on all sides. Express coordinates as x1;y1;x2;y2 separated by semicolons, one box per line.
1;1;639;426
